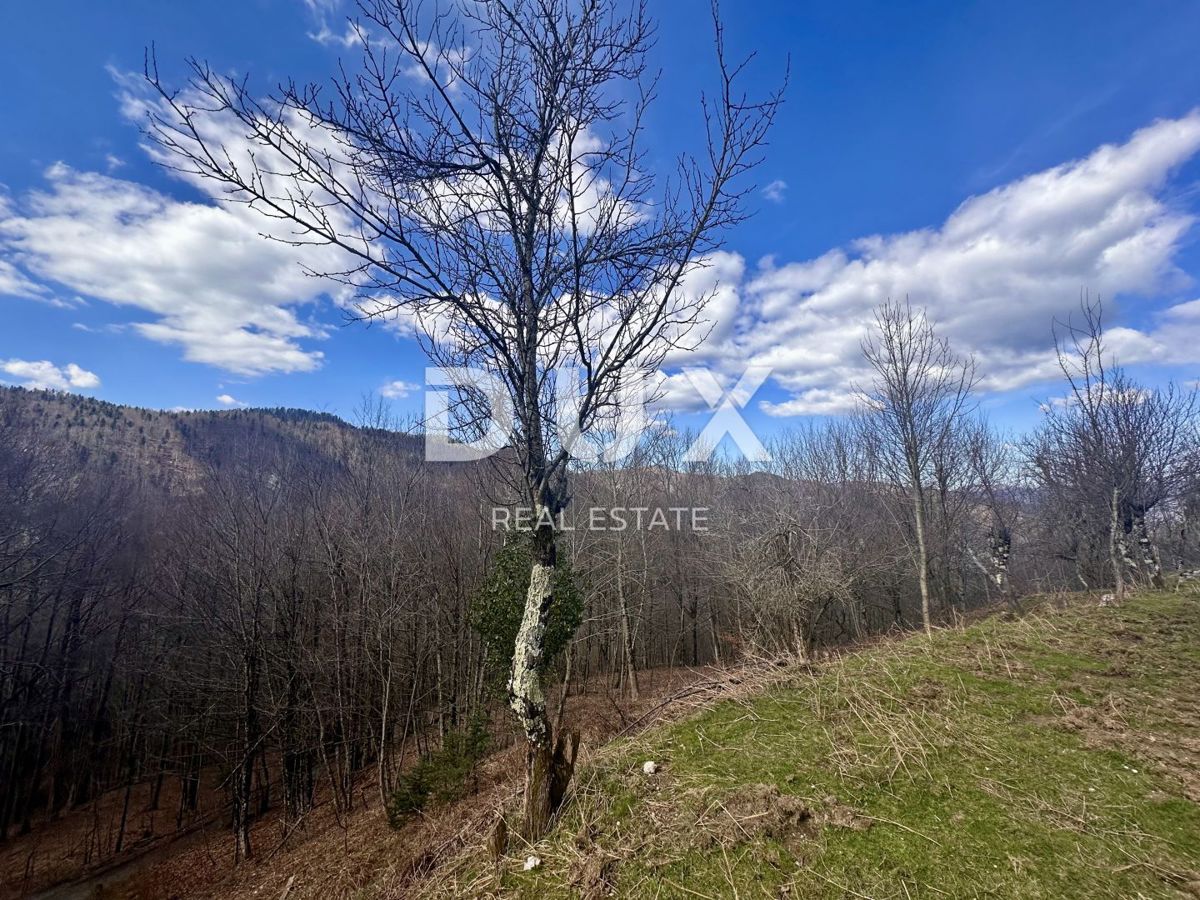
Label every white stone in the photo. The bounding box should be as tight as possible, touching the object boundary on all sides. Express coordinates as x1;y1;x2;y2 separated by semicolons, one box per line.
642;760;658;775
523;856;541;871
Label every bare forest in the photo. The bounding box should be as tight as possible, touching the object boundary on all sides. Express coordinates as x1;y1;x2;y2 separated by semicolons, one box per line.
3;300;1198;888
3;0;1200;896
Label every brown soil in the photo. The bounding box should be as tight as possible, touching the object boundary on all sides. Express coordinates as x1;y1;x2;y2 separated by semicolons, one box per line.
716;783;815;847
0;769;225;900
567;850;618;899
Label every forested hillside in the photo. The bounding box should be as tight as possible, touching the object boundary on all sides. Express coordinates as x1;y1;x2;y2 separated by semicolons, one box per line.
3;306;1199;899
4;0;1200;895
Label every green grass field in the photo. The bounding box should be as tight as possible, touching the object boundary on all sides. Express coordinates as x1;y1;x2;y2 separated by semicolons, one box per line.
433;592;1200;898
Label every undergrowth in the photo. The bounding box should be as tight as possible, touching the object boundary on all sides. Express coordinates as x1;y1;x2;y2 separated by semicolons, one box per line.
386;717;492;828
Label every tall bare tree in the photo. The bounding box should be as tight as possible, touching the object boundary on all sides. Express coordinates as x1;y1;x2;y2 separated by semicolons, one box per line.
860;300;977;635
143;0;781;836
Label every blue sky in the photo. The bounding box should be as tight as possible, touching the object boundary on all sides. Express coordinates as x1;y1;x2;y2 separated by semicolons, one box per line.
3;0;1200;438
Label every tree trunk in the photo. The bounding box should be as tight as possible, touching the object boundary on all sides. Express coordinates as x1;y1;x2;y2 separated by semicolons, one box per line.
508;516;577;839
1134;510;1165;589
990;530;1009;591
522;725;579;842
232;651;259;863
1110;487;1126;598
911;482;933;635
616;542;639;700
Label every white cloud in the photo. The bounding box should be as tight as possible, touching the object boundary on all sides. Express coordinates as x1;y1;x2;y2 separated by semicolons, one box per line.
309;22;365;48
657;251;746;370
67;363;100;388
215;393;246;407
0;65;373;378
762;179;787;204
1;359;100;392
8;68;1197;423
299;0;365;48
0;258;50;300
678;112;1200;416
0;163;349;376
379;379;420;399
301;0;341;16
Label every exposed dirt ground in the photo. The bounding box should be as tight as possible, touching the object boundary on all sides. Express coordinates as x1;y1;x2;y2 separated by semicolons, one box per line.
1;765;227;900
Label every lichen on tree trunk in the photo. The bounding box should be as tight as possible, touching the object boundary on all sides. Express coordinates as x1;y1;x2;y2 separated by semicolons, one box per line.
1134;510;1165;590
507;519;579;839
508;558;553;746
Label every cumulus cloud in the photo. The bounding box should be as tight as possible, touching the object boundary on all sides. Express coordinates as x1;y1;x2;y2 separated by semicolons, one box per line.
379;379;420;399
0;163;348;376
0;65;370;378
215;393;246;407
6;66;1198;423
1;66;642;386
1;359;100;392
683;112;1200;416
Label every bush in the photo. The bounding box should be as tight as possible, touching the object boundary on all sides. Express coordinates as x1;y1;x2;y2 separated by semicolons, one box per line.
386;717;491;828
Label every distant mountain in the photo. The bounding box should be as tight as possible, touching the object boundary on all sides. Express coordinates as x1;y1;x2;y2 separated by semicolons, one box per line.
0;386;425;495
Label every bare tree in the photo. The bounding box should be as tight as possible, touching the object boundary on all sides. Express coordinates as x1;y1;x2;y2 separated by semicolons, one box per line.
965;421;1021;609
143;0;782;836
860;300;977;635
1031;300;1197;596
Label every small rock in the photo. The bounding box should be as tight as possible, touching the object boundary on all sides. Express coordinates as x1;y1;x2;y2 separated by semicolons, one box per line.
642;760;659;775
523;856;542;871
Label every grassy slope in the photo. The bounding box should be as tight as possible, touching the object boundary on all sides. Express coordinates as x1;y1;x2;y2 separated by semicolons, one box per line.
432;592;1200;899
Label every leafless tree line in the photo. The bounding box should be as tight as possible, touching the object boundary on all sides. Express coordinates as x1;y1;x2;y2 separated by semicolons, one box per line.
0;404;492;862
3;296;1197;865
